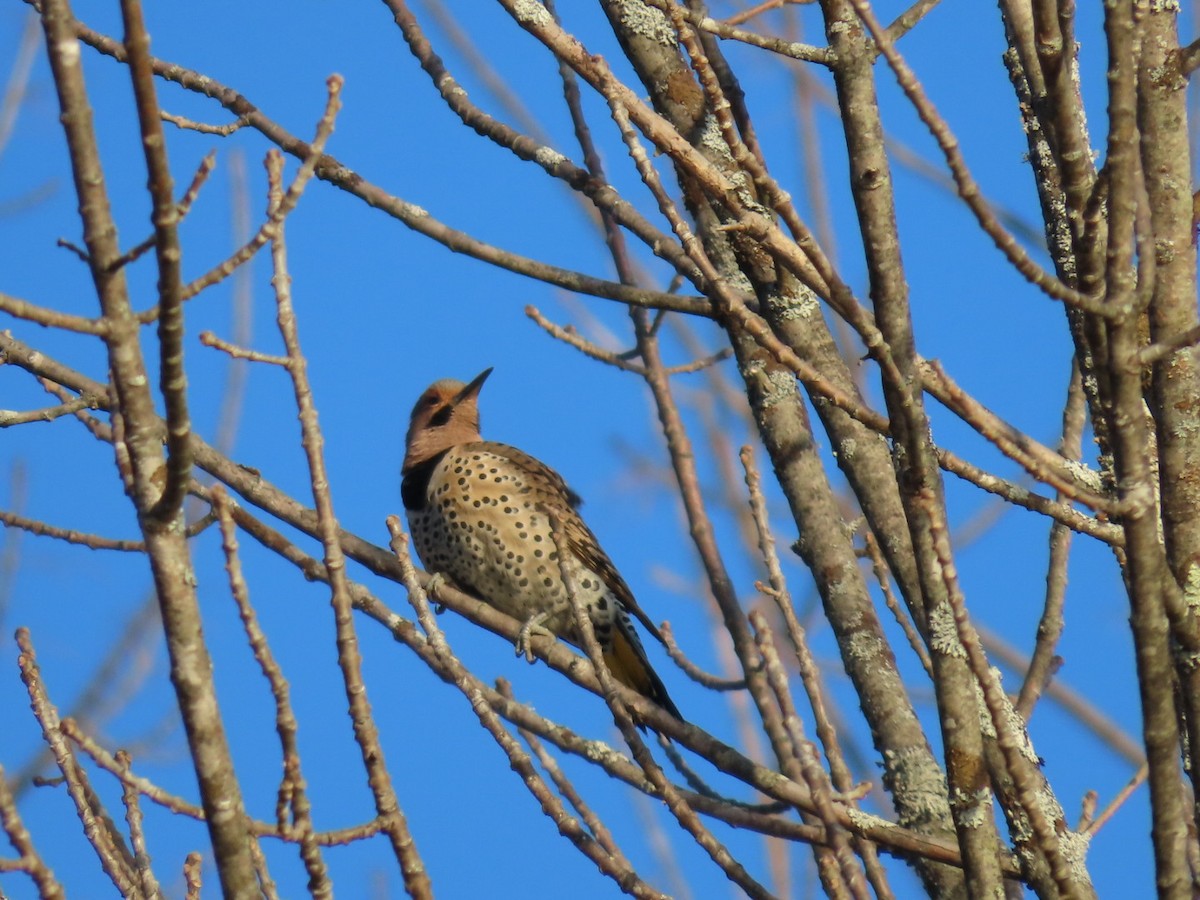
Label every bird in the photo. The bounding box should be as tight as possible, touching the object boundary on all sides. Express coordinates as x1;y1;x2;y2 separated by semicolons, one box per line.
401;368;681;724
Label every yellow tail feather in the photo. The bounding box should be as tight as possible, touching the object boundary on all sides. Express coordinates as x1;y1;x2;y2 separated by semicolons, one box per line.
603;628;681;723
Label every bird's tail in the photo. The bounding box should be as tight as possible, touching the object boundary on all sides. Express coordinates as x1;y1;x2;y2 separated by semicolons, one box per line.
603;624;683;726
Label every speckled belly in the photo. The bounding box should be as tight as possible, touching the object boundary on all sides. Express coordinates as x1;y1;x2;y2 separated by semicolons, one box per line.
407;448;616;644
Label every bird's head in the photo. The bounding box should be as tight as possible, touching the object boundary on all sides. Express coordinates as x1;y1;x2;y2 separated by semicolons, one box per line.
402;367;492;472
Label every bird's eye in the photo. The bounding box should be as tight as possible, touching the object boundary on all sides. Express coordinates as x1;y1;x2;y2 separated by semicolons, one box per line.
423;395;439;407
429;406;452;427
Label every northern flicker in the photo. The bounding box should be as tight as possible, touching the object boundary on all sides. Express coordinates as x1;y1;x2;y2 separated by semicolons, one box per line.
401;368;681;722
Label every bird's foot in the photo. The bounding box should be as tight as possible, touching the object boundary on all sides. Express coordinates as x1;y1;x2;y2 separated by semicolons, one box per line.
425;572;447;614
515;612;553;663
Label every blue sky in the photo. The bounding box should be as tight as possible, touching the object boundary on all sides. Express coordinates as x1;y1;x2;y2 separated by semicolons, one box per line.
0;1;1171;896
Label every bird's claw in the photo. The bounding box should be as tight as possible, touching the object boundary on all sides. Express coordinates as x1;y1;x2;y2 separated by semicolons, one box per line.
515;612;553;663
425;572;447;614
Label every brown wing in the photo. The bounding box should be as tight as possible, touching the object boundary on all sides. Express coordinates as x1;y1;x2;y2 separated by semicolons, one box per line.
494;444;668;646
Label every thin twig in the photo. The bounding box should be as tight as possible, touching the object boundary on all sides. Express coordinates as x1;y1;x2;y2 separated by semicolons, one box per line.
111;151;217;273
525;305;644;374
693;7;832;63
922;360;1110;510
498;678;626;860
60;712;391;847
160;110;250;135
0;509;146;551
0;762;64;899
665;347;734;375
151;87;346;322
115;750;163;900
263;131;432;896
660;621;747;691
1135;323;1200;366
0;391;103;427
0;292;106;333
860;533;932;676
937;448;1121;544
884;0;942;41
210;485;330;897
199;331;289;366
1017;362;1086;718
1081;764;1149;837
17;629;138;895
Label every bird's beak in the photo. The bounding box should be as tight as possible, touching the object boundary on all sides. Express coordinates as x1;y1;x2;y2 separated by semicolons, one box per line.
453;367;493;407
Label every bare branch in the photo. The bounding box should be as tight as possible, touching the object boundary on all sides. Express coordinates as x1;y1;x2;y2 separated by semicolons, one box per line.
263;147;432;897
0;762;64;899
0;292;107;333
847;0;1105;315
